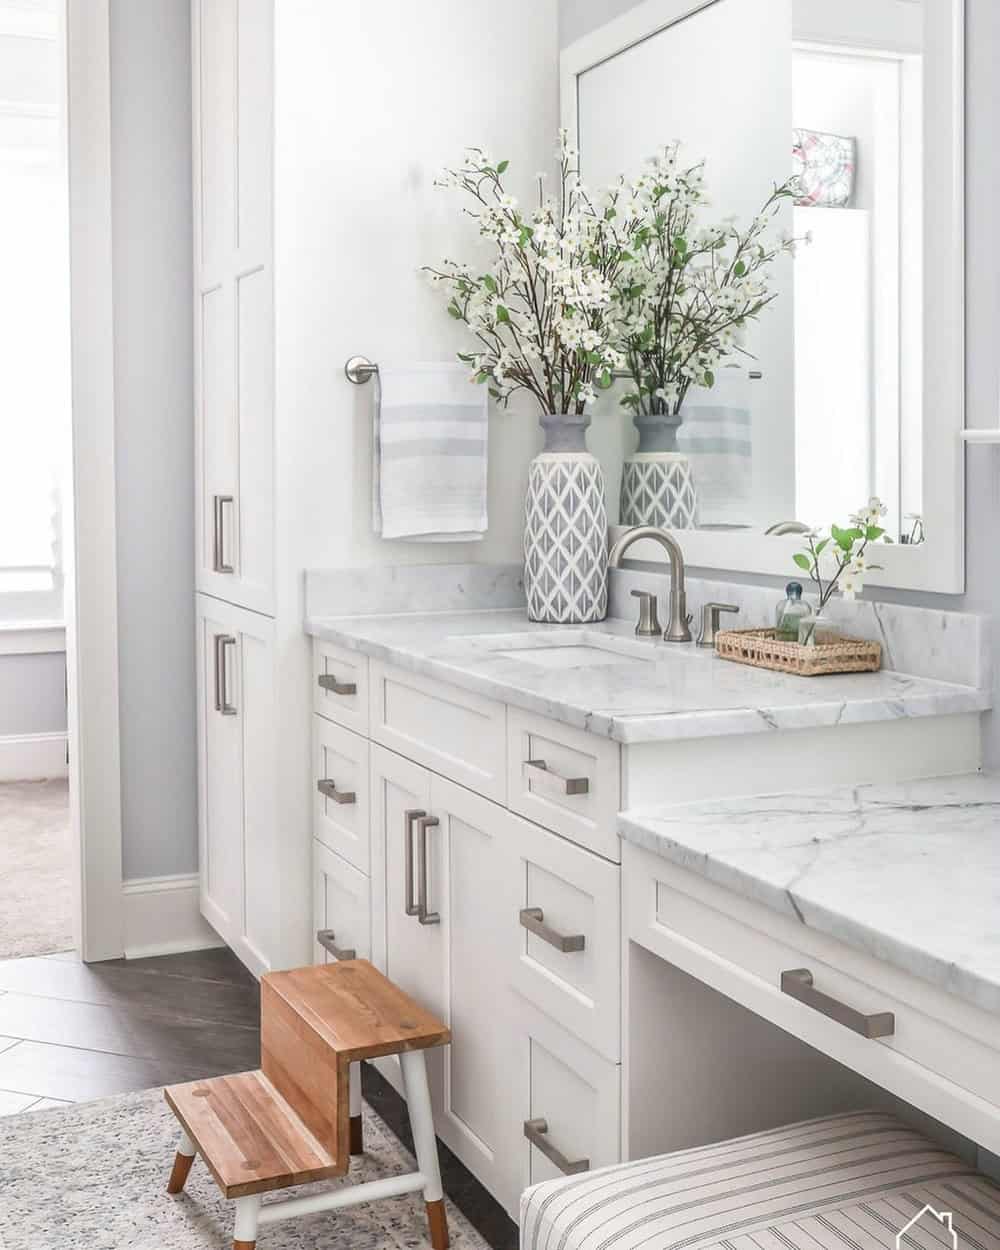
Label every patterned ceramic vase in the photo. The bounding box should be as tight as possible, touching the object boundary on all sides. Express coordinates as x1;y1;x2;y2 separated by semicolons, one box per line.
524;413;608;624
620;409;698;529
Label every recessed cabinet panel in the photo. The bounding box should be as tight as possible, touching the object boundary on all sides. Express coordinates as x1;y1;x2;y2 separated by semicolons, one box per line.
240;626;277;972
515;999;620;1199
313;716;370;873
313;640;369;735
235;267;274;611
510;815;621;1062
370;661;506;802
313;840;371;966
199;284;237;582
194;0;236;275
507;707;620;859
235;0;273;258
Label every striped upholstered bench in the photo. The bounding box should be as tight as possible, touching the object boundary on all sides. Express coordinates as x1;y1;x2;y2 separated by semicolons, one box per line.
520;1111;1000;1250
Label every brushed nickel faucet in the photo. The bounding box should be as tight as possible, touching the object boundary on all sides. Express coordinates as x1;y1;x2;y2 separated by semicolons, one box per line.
609;526;692;643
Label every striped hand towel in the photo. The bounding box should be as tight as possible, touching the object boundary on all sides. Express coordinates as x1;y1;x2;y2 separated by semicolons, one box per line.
373;363;488;542
678;367;753;528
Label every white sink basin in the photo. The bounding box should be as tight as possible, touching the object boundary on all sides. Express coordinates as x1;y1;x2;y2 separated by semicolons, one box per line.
467;630;672;670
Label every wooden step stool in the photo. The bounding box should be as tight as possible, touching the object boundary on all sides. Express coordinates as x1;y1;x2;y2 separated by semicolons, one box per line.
164;959;451;1250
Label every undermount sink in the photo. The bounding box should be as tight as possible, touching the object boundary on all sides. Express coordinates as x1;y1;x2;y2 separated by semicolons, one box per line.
469;630;666;670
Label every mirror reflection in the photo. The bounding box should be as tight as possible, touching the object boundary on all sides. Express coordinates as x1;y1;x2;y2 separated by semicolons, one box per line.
578;0;925;544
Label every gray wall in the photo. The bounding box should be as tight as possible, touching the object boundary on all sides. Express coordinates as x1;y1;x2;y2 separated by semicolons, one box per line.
109;0;196;880
560;0;1000;769
0;653;65;736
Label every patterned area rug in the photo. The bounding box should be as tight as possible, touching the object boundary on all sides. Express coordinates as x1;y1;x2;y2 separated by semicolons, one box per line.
0;1088;491;1249
0;779;73;959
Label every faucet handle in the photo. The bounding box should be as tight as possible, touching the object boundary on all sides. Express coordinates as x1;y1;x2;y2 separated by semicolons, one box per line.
697;602;739;648
630;588;662;638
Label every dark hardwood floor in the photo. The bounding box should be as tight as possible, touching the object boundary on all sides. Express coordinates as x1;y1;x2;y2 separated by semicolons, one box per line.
0;946;516;1249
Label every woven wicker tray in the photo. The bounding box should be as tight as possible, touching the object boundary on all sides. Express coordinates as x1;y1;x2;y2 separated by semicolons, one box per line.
715;627;881;677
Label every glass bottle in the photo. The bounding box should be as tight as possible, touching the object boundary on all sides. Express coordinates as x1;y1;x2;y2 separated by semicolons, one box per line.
775;581;810;642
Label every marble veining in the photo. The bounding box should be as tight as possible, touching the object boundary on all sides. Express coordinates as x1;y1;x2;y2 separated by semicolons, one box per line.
306;563;525;618
619;773;1000;1013
304;608;990;745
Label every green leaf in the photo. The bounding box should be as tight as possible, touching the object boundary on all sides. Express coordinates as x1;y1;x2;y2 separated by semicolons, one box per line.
447;302;463;320
793;553;812;572
673;236;688;254
597;370;613;389
814;538;829;555
703;370;715;388
475;371;490;384
585;351;603;365
734;260;747;277
866;526;885;541
830;524;855;553
496;159;509;174
495;304;510;324
482;274;497;294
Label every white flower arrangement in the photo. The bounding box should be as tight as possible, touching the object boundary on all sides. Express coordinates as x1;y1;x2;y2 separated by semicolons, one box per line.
793;498;888;640
617;144;799;417
425;131;640;416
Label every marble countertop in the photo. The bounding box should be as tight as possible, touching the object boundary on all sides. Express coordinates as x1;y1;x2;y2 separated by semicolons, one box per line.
619;773;1000;1014
305;609;989;745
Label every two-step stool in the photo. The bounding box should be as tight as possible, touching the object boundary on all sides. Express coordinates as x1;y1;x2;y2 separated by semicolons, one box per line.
164;958;451;1250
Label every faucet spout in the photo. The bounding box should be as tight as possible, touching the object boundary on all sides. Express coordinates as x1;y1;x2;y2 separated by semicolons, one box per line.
608;526;691;643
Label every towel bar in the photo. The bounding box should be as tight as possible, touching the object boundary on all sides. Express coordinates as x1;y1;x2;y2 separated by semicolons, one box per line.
345;355;379;385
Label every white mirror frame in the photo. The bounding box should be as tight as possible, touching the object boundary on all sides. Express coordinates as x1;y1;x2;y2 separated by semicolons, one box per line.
561;0;965;594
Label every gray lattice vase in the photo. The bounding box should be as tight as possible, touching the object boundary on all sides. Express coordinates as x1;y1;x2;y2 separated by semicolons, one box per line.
620;408;698;529
523;413;608;624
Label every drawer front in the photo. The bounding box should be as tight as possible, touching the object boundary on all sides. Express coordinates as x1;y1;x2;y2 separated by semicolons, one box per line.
313;716;370;873
313;639;369;735
509;816;621;1061
514;998;620;1200
313;840;371;965
625;844;1000;1153
507;708;620;859
369;661;506;802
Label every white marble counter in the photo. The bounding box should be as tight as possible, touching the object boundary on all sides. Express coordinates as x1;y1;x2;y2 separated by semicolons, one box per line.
619;773;1000;1014
305;608;989;745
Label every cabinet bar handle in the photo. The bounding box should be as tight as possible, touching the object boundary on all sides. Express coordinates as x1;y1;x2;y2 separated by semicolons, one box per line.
316;929;356;961
212;494;235;573
404;809;426;917
213;634;237;715
317;778;356;805
318;673;357;696
520;907;585;953
523;1118;589;1175
780;968;894;1039
416;815;441;925
524;759;589;797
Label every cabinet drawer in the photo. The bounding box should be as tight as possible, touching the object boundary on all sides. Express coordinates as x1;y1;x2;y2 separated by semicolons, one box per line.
313;717;370;872
625;844;1000;1155
514;999;620;1198
507;708;620;859
369;661;506;802
313;639;369;735
312;840;371;965
509;817;621;1062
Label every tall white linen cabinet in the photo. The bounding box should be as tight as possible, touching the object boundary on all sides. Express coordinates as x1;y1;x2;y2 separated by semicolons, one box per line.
192;0;309;974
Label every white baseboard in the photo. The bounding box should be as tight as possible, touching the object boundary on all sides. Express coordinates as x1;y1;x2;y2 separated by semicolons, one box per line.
0;732;68;781
121;873;225;960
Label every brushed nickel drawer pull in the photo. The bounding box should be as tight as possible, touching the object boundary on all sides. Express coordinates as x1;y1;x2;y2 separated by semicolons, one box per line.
317;778;356;805
318;673;358;696
316;929;356;961
780;968;895;1039
416;815;441;925
404;809;426;918
212;494;235;573
213;634;237;716
520;907;585;953
524;759;589;797
523;1118;589;1175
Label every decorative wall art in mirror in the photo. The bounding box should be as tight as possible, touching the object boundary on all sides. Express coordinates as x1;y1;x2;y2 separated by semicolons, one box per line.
561;0;964;593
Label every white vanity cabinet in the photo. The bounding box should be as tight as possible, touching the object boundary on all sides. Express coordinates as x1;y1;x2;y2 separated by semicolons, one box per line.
311;646;624;1219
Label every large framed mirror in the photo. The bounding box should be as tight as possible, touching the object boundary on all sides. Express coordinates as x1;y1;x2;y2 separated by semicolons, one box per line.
561;0;964;593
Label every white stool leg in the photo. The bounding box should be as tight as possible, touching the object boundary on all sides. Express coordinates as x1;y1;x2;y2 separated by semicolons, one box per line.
233;1194;261;1249
349;1060;364;1155
167;1128;197;1194
400;1049;448;1250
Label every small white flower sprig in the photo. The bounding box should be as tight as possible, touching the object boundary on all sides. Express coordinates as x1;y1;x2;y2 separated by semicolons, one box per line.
424;131;638;416
793;498;888;639
618;143;800;417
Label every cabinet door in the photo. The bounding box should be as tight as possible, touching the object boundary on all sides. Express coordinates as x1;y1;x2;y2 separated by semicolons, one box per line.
192;0;274;615
196;593;276;976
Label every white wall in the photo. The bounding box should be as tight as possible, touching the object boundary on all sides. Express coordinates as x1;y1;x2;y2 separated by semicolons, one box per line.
109;0;196;879
560;0;1000;770
272;0;559;581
